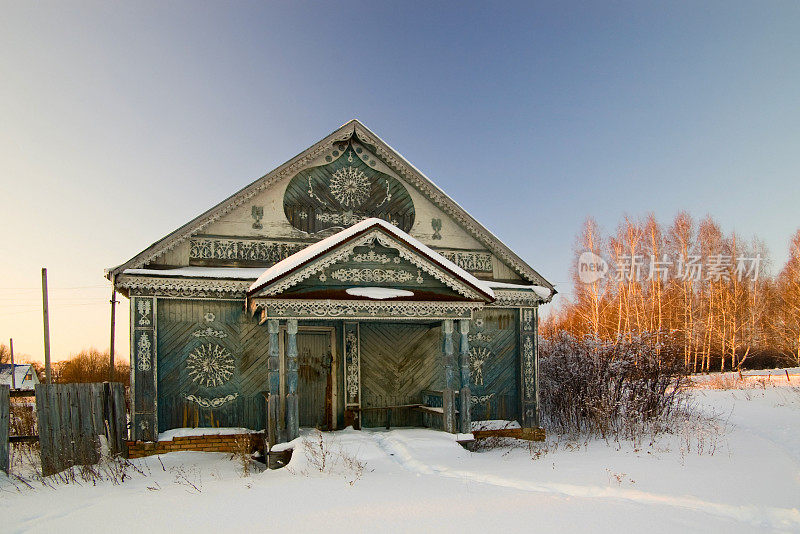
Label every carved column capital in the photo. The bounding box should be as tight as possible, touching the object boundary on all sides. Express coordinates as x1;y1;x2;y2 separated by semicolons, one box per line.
458;318;469;335
267;318;280;334
442;318;454;334
286;318;298;335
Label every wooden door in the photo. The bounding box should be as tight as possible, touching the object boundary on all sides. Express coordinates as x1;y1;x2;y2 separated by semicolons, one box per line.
295;330;333;430
360;323;442;427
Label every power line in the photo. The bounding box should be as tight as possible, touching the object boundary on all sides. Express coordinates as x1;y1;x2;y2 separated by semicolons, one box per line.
0;301;119;316
0;285;108;291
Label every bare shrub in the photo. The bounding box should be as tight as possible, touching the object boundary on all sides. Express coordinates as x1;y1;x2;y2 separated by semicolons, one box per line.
702;374;742;390
672;403;730;463
10;399;37;436
302;430;332;473
230;434;254;477
170;465;202;493
294;430;368;485
8;434;141;490
8;398;41;479
539;332;689;439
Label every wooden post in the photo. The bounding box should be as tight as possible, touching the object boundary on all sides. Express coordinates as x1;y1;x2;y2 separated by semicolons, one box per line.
441;319;456;433
109;275;117;382
41;268;52;384
533;307;541;428
267;318;281;451
285;319;299;442
458;319;471;434
0;385;8;474
9;339;15;390
519;307;540;428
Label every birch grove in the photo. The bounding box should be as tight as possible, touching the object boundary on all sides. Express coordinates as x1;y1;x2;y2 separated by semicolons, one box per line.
544;214;800;372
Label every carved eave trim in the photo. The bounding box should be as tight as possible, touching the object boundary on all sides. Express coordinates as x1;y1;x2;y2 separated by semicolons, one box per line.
252;298;480;321
250;227;490;301
488;289;544;307
116;275;251;298
109;120;553;291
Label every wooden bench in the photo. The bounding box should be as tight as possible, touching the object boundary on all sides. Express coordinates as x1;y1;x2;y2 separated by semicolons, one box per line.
353;404;423;429
471;427;546;441
419;390;461;430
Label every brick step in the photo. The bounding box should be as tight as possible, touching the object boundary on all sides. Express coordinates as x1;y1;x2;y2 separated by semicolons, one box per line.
127;433;264;459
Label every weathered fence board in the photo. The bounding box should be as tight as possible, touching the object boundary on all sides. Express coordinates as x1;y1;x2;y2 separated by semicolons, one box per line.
0;385;9;474
35;383;128;476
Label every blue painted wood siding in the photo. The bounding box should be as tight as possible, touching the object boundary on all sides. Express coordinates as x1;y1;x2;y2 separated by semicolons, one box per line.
155;299;268;432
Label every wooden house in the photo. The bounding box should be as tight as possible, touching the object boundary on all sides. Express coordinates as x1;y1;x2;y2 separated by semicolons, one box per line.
0;363;39;391
108;120;554;447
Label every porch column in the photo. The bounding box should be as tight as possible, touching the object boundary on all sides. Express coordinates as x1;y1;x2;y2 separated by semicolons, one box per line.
267;318;283;448
458;319;471;434
441;319;457;433
285;319;299;441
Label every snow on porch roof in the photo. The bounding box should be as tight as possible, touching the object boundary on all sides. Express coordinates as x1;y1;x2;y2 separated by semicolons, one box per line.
121;266;265;279
248;218;495;299
485;281;553;301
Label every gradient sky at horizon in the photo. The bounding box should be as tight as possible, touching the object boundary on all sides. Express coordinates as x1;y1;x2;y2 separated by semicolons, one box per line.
1;2;798;363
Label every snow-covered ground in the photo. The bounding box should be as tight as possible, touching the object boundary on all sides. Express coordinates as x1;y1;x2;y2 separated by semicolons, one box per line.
2;383;799;533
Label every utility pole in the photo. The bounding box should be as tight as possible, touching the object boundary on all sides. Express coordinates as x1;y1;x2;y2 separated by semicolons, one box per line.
9;338;15;390
41;268;52;384
109;274;117;382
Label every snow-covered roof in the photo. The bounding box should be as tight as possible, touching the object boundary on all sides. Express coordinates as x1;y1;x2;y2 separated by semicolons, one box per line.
249;218;495;299
486;281;553;300
0;364;38;389
122;267;265;279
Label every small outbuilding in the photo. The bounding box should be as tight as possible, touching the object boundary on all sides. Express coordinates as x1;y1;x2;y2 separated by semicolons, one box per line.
0;363;40;390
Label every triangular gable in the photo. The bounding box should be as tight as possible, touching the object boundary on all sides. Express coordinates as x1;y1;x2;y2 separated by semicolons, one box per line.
248;218;495;304
109;120;553;290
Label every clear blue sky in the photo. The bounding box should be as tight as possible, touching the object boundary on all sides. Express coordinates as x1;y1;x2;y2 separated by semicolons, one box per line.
1;1;798;362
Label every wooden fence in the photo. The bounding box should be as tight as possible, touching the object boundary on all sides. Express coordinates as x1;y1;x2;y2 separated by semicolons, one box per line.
0;385;8;474
35;383;128;476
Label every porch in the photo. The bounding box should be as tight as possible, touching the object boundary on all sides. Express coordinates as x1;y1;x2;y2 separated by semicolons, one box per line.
244;218;501;449
259;316;474;450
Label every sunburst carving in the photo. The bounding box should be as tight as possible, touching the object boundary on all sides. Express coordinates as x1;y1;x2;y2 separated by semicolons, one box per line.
187;343;235;388
329;166;370;208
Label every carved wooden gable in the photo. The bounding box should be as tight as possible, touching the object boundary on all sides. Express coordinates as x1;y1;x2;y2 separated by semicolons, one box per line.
274;241;471;302
282;138;415;235
248;222;494;304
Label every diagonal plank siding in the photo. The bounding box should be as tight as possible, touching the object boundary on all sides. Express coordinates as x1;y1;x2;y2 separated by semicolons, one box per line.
156;299;268;432
360;323;442;427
